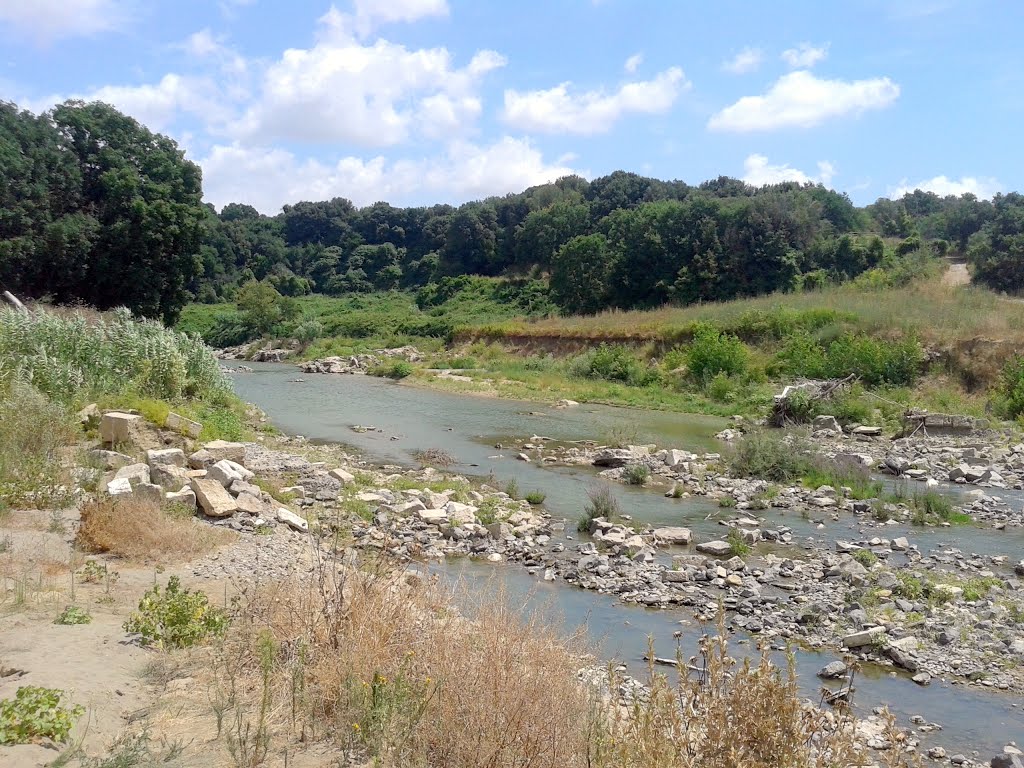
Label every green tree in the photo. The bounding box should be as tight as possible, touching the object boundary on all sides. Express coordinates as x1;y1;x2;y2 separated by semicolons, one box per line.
550;234;615;314
236;280;288;335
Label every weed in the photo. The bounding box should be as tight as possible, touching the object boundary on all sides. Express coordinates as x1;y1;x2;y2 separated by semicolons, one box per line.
55;605;92;625
853;549;878;567
48;510;67;534
893;573;925;601
0;686;85;745
475;498;501;526
909;490;965;525
502;478;520;499
728;431;810;482
0;534;10;553
524;490;546;505
718;495;738;509
726;528;751;556
371;360;415;380
414;448;456;468
623;464;650;486
578;485;621;532
123;576;230;649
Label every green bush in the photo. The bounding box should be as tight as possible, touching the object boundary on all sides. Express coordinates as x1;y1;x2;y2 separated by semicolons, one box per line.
852;549;878;567
996;355;1024;419
726;528;750;556
123;576;229;649
685;324;748;381
55;605;92;625
727;431;810;482
0;686;84;744
569;344;659;387
578;484;621;531
370;361;414;380
623;464;650;486
524;490;546;505
777;331;922;387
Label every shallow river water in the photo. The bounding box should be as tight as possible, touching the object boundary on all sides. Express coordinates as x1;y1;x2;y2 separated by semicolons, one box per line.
231;363;1024;752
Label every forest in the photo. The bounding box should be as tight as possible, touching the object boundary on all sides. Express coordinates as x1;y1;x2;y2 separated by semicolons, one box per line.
3;99;1024;326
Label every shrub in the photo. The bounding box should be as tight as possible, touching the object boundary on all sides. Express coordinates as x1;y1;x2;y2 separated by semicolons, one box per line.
570;344;659;387
623;464;650;486
371;360;414;379
0;686;84;745
685;324;748;382
726;527;750;556
578;484;621;531
0;381;77;510
996;355;1024;419
55;605;92;625
822;334;922;387
802;459;882;501
853;549;878;567
727;431;810;482
123;576;230;649
77;496;234;563
718;495;737;508
503;478;520;499
524;490;546;505
909;490;966;525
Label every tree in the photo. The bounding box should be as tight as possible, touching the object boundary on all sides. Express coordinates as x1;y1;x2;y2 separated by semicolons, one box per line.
236;280;291;335
968;193;1024;293
550;234;615;314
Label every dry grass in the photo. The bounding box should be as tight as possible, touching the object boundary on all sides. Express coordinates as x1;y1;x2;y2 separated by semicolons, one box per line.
76;496;235;564
203;556;922;768
465;278;1024;348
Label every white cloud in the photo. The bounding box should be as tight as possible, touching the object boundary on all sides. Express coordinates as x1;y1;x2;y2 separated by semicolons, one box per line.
888;175;1002;200
0;0;127;42
742;153;835;187
318;0;449;39
624;52;643;73
226;8;505;147
708;70;899;132
781;42;829;68
199;137;579;213
502;67;688;135
722;47;764;75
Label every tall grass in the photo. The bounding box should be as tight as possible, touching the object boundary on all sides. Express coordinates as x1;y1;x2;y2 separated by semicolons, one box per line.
0;307;229;405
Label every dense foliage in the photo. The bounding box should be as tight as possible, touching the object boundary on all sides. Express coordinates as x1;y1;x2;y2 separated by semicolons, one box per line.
0;101;205;322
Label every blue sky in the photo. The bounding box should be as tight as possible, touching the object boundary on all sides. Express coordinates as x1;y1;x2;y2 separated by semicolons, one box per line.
2;0;1021;213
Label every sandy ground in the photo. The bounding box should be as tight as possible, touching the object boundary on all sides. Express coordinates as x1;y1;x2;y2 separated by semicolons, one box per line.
942;260;971;286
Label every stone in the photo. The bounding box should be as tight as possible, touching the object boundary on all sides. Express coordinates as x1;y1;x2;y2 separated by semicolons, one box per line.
77;403;100;424
991;755;1024;768
696;540;733;557
851;425;882;436
842;626;887;648
150;464;192;491
276;508;309;533
235;492;268;515
280;485;306;499
146;448;187;468
207;459;255;488
813;415;842;433
912;672;932;686
817;661;848;679
652;527;693;545
665;449;693;467
725;573;744;587
114;463;150;487
99;412;142;447
593;448;635;468
203;440;247;464
329;468;356;485
165;412;203;438
165;487;197;511
192;478;238;518
444;501;477;525
422;491;449;509
106;477;133;496
555;399;579;408
88;449;135;470
417;508;448;526
188;449;215;469
892;536;910;551
134;483;164;503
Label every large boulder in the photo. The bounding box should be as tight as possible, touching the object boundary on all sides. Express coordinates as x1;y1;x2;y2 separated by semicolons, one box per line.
146;448;187;468
192;478;238;518
696;540;732;557
150;464;192;491
652;527;693;545
812;415;841;433
842;626;887;648
113;463;150;487
89;449;135;471
593;448;635;468
165;487;197;511
165;412;203;439
207;459;255;488
100;412;150;449
203;440;248;464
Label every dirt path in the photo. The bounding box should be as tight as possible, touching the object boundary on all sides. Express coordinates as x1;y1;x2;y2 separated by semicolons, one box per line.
942;260;970;286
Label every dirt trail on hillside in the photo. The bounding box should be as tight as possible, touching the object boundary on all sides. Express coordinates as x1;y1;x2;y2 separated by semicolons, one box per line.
942;260;970;286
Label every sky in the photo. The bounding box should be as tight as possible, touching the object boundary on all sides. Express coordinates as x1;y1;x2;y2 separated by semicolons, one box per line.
1;0;1022;214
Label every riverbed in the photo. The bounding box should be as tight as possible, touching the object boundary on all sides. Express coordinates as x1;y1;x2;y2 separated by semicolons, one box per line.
231;363;1023;753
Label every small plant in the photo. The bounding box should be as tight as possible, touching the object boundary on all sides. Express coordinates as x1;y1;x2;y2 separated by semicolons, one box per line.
77;559;119;586
524;490;546;505
414;448;456;468
668;484;685;499
55;605;92;625
475;498;502;526
893;573;924;600
623;464;650;486
909;490;965;525
48;510;67;534
578;484;621;532
123;576;229;649
0;534;11;553
726;527;751;556
718;495;738;509
853;549;878;567
371;360;414;380
0;686;85;745
503;478;520;499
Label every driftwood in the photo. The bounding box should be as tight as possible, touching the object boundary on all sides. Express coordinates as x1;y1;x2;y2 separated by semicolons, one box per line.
768;375;857;427
1;291;26;313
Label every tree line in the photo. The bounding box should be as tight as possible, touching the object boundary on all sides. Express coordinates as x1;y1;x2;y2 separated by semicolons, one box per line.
2;99;1023;324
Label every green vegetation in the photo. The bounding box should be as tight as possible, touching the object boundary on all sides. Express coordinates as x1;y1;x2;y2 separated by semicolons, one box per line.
524;490;547;505
909;490;968;525
54;605;92;625
853;549;878;567
726;528;751;556
0;686;85;745
123;576;230;649
623;464;651;486
727;431;810;483
370;360;414;379
578;485;621;532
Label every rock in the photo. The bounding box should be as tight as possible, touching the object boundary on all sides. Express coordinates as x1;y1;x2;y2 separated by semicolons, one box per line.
652;527;693;545
842;626;887;648
134;483;164;503
88;449;135;470
517;453;531;462
280;485;306;499
165;412;203;438
665;449;692;467
725;573;744;587
203;440;247;464
813;415;842;433
817;661;848;679
114;463;151;487
555;399;579;408
696;540;732;557
912;672;932;686
444;501;477;525
146;448;187;468
192;478;238;518
188;449;215;469
928;747;947;760
165;487;197;510
235;492;268;515
593;448;635;468
1014;561;1024;577
992;755;1024;768
276;508;309;532
99;412;143;448
77;403;100;424
150;464;192;491
417;508;448;526
329;468;356;485
207;459;255;488
851;425;882;436
892;536;910;551
106;477;133;496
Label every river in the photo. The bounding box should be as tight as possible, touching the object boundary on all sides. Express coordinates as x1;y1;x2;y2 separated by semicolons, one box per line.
230;363;1023;753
